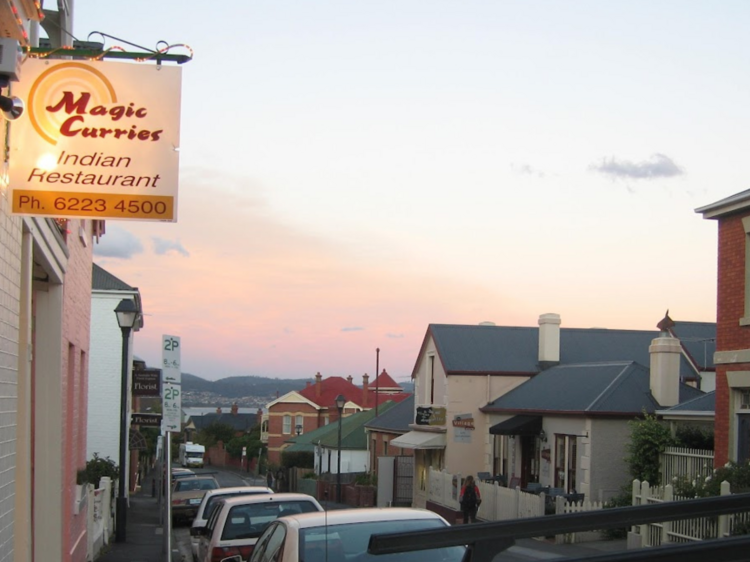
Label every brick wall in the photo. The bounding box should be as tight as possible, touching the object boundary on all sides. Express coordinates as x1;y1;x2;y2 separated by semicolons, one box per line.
267;401;320;465
715;214;750;465
0;194;21;562
61;219;93;562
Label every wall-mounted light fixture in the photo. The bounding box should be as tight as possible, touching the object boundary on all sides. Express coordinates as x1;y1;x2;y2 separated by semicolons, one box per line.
539;429;547;443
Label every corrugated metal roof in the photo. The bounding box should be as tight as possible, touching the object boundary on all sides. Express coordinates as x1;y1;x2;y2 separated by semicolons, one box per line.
483;361;703;414
662;390;715;413
364;395;414;432
425;322;715;380
92;263;135;291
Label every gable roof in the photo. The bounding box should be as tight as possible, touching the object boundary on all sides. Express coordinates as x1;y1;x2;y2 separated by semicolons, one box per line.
696;188;750;219
364;395;414;433
285;401;398;452
297;375;410;410
416;321;715;379
658;390;715;414
481;361;704;415
92;263;135;291
372;370;402;392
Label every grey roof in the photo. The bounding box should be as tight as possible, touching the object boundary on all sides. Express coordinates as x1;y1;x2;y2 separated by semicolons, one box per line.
670;322;716;371
695;188;750;218
421;321;715;379
660;390;715;413
364;395;414;432
92;263;135;291
482;361;704;415
189;412;258;432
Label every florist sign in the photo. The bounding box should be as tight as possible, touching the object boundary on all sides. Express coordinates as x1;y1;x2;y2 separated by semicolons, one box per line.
10;59;182;222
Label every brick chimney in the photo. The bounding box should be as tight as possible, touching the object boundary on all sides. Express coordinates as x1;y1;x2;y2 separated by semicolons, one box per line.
538;313;561;369
315;372;322;397
362;373;369;407
231;403;239;415
650;334;682;407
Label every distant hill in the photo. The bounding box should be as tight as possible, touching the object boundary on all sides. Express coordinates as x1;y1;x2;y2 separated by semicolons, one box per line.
181;373;312;407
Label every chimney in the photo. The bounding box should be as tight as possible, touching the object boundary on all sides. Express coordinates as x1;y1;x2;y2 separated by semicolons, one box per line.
649;334;682;407
216;407;222;414
538;313;561;369
315;372;322;397
231;403;239;416
362;373;369;407
347;375;353;384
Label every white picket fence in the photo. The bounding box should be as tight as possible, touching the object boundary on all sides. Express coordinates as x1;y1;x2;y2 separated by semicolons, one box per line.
86;477;114;561
554;496;606;544
630;479;750;548
660;446;713;485
427;468;545;522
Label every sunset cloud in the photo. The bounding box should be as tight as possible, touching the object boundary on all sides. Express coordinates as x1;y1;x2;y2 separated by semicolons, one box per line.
93;225;144;259
590;154;684;180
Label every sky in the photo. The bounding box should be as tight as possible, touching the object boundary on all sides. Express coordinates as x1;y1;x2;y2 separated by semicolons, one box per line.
67;1;749;382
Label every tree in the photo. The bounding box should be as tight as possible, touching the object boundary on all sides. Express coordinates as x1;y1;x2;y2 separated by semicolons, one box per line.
196;422;235;448
226;425;264;460
625;413;675;485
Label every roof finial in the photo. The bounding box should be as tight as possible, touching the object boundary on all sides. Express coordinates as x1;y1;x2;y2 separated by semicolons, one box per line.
656;310;675;333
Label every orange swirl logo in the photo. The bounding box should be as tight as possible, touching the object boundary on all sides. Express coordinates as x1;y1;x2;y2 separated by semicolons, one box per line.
28;62;117;145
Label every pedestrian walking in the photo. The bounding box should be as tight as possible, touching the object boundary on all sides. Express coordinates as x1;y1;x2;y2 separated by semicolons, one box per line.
459;474;482;524
266;471;275;491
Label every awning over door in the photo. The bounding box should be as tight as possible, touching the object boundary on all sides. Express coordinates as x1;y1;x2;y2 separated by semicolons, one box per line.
390;431;447;450
489;415;542;436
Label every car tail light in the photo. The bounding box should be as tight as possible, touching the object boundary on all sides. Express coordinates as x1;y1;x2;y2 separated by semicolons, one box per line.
211;546;241;562
209;545;255;562
172;498;186;505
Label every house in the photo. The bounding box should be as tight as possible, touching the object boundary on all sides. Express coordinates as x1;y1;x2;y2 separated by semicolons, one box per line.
403;313;715;509
185;404;259;437
87;264;143;499
656;391;715;434
265;372;410;464
284;401;399;475
365;395;416;474
697;189;750;465
482;335;703;502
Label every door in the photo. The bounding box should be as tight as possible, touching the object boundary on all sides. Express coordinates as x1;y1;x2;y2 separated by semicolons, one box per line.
520;436;536;487
394;455;414;507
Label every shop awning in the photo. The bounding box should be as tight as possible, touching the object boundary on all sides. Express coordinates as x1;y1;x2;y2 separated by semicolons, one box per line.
489;415;542;436
390;431;447;450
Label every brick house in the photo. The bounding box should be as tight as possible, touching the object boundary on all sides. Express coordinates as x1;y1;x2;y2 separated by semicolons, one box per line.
697;189;750;465
265;372;409;465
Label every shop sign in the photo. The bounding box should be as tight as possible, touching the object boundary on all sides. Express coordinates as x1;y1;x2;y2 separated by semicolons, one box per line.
9;59;182;222
416;406;446;426
132;367;161;396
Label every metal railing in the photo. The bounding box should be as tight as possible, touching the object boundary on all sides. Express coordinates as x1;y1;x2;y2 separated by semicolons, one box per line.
368;492;750;562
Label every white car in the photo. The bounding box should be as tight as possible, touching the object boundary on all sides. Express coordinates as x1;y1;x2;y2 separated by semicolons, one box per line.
196;493;324;562
248;508;465;562
190;486;273;562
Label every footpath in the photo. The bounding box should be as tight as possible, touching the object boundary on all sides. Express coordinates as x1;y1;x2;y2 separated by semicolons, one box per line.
95;471;178;562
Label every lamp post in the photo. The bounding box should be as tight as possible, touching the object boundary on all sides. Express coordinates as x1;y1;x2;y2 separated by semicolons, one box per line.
114;298;139;543
295;424;302;436
335;394;345;503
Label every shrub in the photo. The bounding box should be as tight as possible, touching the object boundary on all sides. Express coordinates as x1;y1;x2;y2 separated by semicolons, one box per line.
83;453;119;488
625;413;675;485
602;489;632;539
674;426;714;450
673;460;750;498
354;473;377;486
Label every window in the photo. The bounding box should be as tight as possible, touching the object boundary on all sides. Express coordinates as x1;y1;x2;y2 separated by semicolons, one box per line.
383;439;388;455
296;415;304;435
428;354;435;404
554;434;579;493
742;390;750;410
282;415;291;434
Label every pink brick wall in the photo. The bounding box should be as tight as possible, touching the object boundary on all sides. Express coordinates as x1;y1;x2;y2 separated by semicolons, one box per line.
61;219;93;562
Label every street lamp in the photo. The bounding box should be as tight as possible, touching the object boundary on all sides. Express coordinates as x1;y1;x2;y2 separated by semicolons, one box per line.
335;394;345;503
295;424;302;436
114;298;139;543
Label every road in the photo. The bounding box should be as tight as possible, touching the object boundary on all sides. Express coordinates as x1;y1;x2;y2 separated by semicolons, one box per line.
172;465;267;562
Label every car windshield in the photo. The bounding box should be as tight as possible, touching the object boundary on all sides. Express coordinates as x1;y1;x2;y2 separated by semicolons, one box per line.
221;501;320;541
175;478;217;492
299;519;465;562
205;492;269;520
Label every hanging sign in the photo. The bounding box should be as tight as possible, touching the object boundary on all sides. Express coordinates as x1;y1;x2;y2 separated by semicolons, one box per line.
131;413;162;427
132;367;161;396
9;59;182;222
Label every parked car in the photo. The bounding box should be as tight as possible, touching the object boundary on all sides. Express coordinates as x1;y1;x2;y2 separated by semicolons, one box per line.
196;493;323;562
248;508;465;562
190;486;274;562
172;475;220;523
171;467;196;480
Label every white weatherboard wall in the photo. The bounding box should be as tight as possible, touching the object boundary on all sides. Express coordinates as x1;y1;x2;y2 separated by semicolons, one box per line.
87;293;136;468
